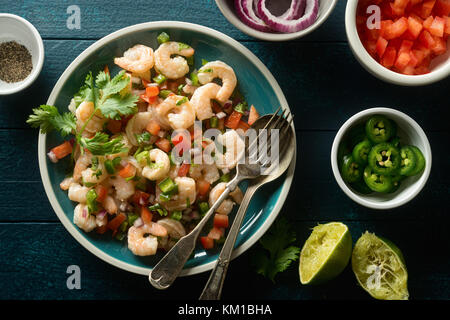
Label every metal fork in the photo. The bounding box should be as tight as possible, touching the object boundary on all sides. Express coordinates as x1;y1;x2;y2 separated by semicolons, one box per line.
149;107;292;290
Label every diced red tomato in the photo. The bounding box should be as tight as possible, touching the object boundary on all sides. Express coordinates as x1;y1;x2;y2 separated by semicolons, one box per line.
391;0;410;16
384;17;408;40
237;120;251;132
413;0;437;19
429;16;446;37
96;224;109;234
200;236;214;249
415;65;431;74
213;214;229;228
423;16;434;30
376;37;389;57
140;93;157;104
419;30;436;48
395;51;412;70
95;185;107;203
118;163;136;179
50;141;73;160
434;0;450;15
145;120;161;136
248;105;260;125
107;213;126;231
155;138;171;153
399;40;414;53
132;190;150;206
380;20;394;37
224;110;243;129
197;180;211;196
145;85;159;97
106;119;122;134
381;47;398;68
431;36;447;54
178;163;190;177
407;16;424;39
141;207;153;225
445;16;450;35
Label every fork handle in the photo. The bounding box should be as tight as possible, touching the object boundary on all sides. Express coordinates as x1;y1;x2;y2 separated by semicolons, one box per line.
149;175;241;290
199;183;258;300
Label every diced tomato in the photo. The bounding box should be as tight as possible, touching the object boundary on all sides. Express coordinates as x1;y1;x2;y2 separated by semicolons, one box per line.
237;120;251;132
376;37;389;57
366;27;380;40
395;51;412;70
132;190;150;206
415;65;431;74
178;163;190;177
429;16;446;37
433;0;450;15
145;85;159;97
155;138;171;153
200;236;214;250
141;79;151;87
384;17;409;40
224;110;243;129
121;115;133;127
418;30;436;47
145;120;161;136
207;227;225;240
399;40;415;53
50;141;73;160
140;93;157;104
197;180;211;196
391;0;410;16
107;213;126;231
423;16;434;30
407;16;424;39
248;105;260;126
95;185;108;203
96;224;109;235
432;35;447;54
141;207;153;224
118;163;136;179
402;65;416;74
414;0;436;19
381;47;398;68
365;40;378;56
380;20;394;38
213;214;229;228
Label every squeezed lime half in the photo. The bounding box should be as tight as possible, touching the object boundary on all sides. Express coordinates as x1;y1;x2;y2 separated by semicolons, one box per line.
299;222;352;285
352;231;409;300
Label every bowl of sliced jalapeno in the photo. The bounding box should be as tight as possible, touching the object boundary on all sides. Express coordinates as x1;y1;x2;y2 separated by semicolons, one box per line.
331;107;432;210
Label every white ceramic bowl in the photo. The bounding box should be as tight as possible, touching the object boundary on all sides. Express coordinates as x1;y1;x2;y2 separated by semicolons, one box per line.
215;0;338;41
0;13;44;95
345;0;450;86
331;107;432;210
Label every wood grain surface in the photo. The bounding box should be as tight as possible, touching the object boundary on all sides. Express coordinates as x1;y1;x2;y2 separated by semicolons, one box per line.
0;0;448;300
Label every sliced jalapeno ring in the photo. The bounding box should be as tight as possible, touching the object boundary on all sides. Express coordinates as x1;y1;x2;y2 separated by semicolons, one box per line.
337;141;351;171
341;155;362;183
388;174;404;193
352;139;372;165
363;166;393;193
405;146;425;176
368;143;400;175
350;179;373;194
399;146;417;176
365;115;395;143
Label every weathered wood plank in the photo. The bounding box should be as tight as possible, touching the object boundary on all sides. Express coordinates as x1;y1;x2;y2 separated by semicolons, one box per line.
0;0;346;42
0;220;448;299
0;40;449;131
0;130;447;223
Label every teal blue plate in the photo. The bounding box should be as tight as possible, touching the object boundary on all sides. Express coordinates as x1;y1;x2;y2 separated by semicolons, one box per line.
38;21;296;276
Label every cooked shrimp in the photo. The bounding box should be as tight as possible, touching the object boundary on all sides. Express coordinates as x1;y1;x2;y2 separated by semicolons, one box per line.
209;182;234;215
198;61;237;102
155;95;195;130
159;177;196;211
73;203;97;232
188;163;220;184
110;176;135;201
154;42;194;79
81;158;108;185
127;225;158;256
230;186;244;205
103;195;118;214
141;148;171;181
190;83;221;120
215;130;245;170
60;177;74;191
125;112;152;146
73;152;92;182
68;183;90;203
157;218;186;239
76;101;105;134
114;44;155;74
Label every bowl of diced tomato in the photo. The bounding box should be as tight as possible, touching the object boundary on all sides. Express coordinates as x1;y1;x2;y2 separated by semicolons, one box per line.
346;0;450;86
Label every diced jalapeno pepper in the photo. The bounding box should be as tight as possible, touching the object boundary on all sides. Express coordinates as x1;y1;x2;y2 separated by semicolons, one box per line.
363;166;393;193
352;139;372;165
365;115;395;143
405;146;425;176
159;89;172;99
198;202;209;216
171;211;182;221
157;32;170;44
399;146;417;176
153;74;167;85
341;155;362;183
368;143;400;175
86;189;98;213
158;177;178;195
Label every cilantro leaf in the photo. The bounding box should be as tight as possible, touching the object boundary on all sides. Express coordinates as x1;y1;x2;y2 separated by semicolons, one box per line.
96;70;129;98
252;218;300;282
80;132;126;156
99;93;138;120
26;105;76;137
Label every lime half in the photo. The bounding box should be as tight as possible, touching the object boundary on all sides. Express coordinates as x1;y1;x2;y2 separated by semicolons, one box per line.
299;222;352;285
352;232;409;300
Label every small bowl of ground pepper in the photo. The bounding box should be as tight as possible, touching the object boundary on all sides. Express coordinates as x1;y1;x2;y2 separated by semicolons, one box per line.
0;13;44;95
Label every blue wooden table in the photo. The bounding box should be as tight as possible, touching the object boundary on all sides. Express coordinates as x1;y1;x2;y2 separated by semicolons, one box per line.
0;0;449;300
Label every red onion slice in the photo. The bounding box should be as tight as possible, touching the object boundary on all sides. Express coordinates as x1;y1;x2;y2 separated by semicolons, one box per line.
257;0;319;33
235;0;272;32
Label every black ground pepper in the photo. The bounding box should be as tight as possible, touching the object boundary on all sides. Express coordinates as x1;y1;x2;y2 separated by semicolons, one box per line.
0;41;33;83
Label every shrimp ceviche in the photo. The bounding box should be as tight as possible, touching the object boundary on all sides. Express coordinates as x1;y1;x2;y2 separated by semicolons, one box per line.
27;32;261;256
